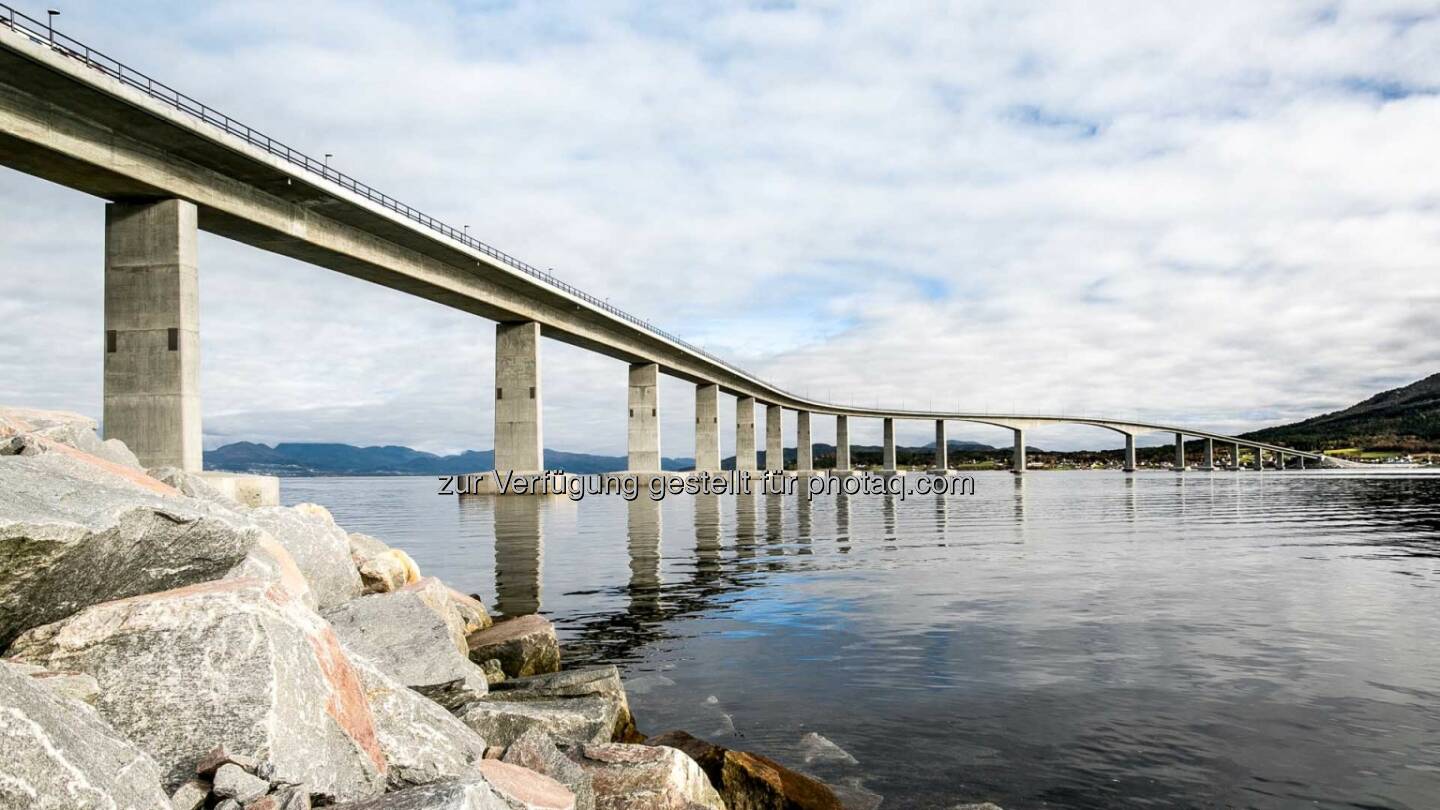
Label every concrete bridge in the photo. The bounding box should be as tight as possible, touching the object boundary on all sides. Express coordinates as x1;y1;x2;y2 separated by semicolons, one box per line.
0;7;1329;485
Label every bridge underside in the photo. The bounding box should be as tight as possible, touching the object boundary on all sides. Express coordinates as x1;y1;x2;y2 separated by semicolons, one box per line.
0;25;1327;477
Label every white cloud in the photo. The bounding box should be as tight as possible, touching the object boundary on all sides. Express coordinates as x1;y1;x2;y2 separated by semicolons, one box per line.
3;0;1438;454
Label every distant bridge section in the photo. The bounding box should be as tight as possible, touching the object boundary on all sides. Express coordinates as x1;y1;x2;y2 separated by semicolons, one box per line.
0;6;1329;482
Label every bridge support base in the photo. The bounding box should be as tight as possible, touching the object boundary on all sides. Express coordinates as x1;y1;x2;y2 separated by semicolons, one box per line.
736;396;757;472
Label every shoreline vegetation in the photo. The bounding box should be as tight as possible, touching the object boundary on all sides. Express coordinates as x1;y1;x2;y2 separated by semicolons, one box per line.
0;404;1004;809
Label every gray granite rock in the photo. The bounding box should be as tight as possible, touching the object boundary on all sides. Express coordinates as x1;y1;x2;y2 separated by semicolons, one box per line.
489;667;634;742
2;660;102;705
455;697;617;749
6;579;387;802
0;661;171;809
325;777;504;809
148;466;244;511
0;452;271;646
0;406;141;470
503;728;595;810
564;743;723;810
346;647;489;790
168;778;211;810
347;532;392;565
249;504;363;609
324;585;486;711
212;762;268;803
466;616;560;679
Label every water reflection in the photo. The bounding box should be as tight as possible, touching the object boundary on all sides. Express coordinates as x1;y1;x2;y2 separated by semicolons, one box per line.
288;471;1440;810
493;496;543;617
694;494;724;582
627;497;662;616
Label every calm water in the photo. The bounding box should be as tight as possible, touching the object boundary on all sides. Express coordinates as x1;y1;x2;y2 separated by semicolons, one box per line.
283;471;1440;809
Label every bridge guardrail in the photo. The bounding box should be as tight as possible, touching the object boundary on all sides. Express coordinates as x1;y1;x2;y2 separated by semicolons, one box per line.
0;2;798;396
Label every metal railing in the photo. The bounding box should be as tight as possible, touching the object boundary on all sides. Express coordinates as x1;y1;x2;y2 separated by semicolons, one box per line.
0;2;796;395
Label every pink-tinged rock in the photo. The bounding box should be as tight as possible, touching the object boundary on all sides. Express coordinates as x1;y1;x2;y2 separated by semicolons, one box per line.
566;743;724;810
478;759;576;810
248;504;363;609
345;645;490;790
6;578;386;802
0;452;273;646
323;580;487;711
466;615;560;679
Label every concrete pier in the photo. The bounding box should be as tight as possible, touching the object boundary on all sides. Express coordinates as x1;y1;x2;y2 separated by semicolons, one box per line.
694;383;720;472
1275;451;1285;471
103;198;201;471
929;419;949;473
834;415;853;474
736;396;757;471
1174;432;1187;470
765;403;783;472
1012;428;1026;473
1232;442;1243;470
796;410;814;473
1253;447;1264;471
627;363;661;471
1200;438;1215;470
1124;434;1137;472
882;417;897;472
494;321;544;474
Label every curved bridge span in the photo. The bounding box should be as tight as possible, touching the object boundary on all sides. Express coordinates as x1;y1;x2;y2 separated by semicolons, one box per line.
0;8;1327;477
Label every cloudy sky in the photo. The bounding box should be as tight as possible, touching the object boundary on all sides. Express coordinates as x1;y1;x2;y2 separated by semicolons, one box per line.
3;0;1439;456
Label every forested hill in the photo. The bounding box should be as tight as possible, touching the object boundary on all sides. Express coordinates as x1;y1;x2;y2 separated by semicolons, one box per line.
1242;372;1440;451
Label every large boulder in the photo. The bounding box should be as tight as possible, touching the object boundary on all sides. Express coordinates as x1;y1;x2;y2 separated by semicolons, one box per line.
6;579;387;802
455;696;617;749
646;730;842;810
347;647;489;790
449;589;493;635
249;504;363;608
0;661;171;809
467;615;560;679
360;549;421;594
0;452;274;646
489;667;636;743
564;743;724;810
503;728;596;810
323;581;487;711
0;406;141;470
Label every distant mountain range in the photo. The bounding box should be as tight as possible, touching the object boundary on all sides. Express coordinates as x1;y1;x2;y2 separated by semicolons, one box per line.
205;438;1001;476
209;371;1440;477
1242;372;1440;451
204;442;694;476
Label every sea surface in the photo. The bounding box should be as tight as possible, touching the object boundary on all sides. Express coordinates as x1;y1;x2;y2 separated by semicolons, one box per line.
282;470;1440;809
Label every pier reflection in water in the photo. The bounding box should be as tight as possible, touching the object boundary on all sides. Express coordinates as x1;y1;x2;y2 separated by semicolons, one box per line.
285;470;1440;810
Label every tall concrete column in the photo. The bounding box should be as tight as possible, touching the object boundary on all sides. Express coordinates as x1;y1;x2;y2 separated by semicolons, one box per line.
104;199;201;471
765;403;783;472
1174;432;1186;469
1275;451;1284;471
494;321;544;473
735;396;757;471
933;420;947;470
882;417;897;471
1202;438;1215;470
694;383;720;472
1124;434;1137;472
627;363;660;471
1233;442;1242;470
835;415;851;471
1253;447;1264;471
1012;428;1026;473
796;410;813;471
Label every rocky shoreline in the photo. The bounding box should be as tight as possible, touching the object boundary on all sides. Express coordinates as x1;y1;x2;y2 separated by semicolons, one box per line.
1;406;1001;810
